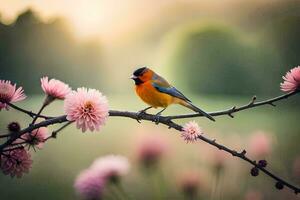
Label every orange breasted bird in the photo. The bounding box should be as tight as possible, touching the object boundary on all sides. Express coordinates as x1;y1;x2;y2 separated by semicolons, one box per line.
130;67;215;121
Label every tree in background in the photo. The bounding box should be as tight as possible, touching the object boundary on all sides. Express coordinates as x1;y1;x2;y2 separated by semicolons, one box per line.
0;9;105;94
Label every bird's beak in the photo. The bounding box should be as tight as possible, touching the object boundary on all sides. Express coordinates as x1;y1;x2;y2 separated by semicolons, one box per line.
130;75;137;80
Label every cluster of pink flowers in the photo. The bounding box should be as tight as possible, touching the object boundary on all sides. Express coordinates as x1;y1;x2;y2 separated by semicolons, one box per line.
74;155;130;200
0;80;26;110
0;76;111;179
281;66;300;92
0;148;32;178
181;121;202;143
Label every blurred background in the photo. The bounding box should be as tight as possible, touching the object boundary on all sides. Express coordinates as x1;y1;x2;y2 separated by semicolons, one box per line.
0;0;300;199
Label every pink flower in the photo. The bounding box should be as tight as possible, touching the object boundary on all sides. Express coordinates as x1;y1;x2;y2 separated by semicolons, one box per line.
74;169;105;200
178;171;202;196
0;148;32;178
41;77;71;105
136;135;168;167
22;127;49;149
0;80;26;110
280;66;300;92
91;155;130;183
181;121;202;143
41;77;71;99
248;131;272;158
64;88;109;132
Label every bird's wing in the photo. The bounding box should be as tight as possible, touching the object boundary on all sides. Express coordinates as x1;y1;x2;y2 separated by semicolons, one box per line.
152;82;191;102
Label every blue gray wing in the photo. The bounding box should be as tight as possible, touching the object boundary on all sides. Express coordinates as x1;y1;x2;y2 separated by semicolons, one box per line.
152;82;191;102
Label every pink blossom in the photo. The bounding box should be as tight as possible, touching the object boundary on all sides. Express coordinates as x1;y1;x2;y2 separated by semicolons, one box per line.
74;169;105;200
0;148;32;178
178;171;202;196
41;77;71;99
181;121;202;143
136;135;168;167
280;66;300;92
22;127;49;149
91;155;130;182
248;131;272;158
0;80;26;110
64;88;109;132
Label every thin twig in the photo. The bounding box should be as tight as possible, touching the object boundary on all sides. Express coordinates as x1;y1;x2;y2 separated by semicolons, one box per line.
6;102;52;119
45;121;72;141
2;145;24;152
166;91;298;120
0;133;11;138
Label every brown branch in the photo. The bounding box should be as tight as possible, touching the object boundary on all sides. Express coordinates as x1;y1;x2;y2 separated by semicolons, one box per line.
45;121;73;141
0;115;67;153
0;133;11;138
166;91;299;120
0;91;299;194
6;102;52;119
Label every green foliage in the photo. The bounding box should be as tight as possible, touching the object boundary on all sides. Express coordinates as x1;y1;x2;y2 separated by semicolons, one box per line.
0;9;104;94
163;23;282;96
262;15;300;69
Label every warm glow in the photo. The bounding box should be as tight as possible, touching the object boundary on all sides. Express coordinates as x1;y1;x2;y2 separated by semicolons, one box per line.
0;0;165;40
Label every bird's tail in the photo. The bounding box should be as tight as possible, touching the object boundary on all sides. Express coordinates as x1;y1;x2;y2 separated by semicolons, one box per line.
179;101;215;122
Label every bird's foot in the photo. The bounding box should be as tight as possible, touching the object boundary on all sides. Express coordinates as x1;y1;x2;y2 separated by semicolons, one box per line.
152;114;161;125
136;111;144;123
136;107;152;123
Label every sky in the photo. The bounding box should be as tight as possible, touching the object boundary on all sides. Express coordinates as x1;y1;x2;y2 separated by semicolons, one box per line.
0;0;281;42
0;0;173;39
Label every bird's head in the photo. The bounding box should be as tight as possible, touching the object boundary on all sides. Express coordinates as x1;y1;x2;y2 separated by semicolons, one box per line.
131;67;153;85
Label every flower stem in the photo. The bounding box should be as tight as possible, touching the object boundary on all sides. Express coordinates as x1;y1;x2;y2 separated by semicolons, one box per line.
31;103;47;125
0;133;11;138
115;182;132;200
109;183;126;200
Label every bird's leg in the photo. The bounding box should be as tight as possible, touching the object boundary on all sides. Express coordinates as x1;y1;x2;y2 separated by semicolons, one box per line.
136;106;153;123
139;106;153;114
153;108;166;124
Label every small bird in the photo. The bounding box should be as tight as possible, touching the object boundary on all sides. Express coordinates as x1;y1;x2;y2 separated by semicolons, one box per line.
130;67;215;121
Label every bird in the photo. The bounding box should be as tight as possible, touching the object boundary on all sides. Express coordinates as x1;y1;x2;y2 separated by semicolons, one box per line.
130;67;215;121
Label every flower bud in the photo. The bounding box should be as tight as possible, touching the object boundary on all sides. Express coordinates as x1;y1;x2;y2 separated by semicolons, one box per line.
258;160;267;168
7;122;21;132
275;182;284;190
251;167;259;176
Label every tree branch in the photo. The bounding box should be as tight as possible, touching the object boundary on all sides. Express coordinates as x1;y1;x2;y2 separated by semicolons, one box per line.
167;91;298;120
0;91;299;194
6;102;52;119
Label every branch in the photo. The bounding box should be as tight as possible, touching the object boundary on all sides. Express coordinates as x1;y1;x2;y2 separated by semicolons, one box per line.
0;115;67;153
6;102;52;119
167;91;299;120
0;91;299;194
45;121;72;141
